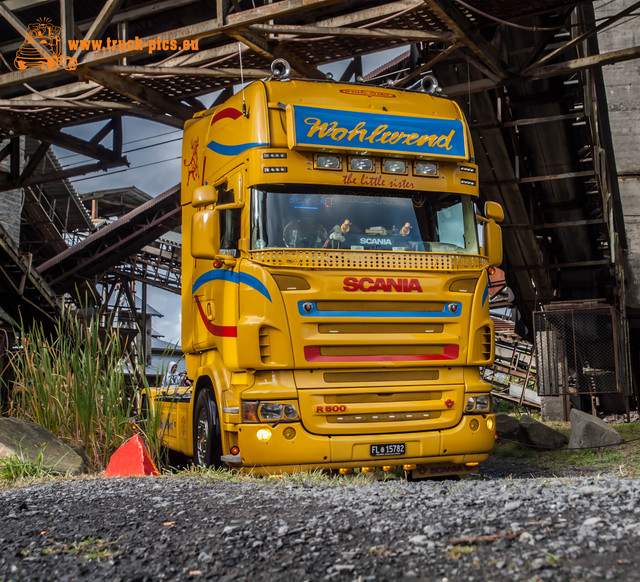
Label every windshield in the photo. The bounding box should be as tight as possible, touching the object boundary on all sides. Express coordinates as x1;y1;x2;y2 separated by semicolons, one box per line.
250;185;479;254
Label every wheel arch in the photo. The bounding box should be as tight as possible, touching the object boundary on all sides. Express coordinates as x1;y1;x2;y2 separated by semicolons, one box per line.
191;366;226;466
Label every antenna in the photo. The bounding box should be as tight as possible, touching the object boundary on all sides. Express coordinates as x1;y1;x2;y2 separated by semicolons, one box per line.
238;42;247;117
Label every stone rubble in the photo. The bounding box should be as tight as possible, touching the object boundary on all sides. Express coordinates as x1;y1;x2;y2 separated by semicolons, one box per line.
1;471;640;581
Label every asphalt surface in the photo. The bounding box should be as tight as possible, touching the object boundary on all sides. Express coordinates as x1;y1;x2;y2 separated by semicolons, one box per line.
1;457;639;581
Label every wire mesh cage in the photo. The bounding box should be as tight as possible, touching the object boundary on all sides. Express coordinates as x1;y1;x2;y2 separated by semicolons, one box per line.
534;305;631;398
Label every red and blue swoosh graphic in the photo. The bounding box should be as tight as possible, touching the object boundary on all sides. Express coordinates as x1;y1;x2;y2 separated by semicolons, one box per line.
206;107;268;156
193;269;271;338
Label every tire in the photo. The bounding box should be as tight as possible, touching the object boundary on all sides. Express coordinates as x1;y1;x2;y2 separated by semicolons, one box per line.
193;389;222;468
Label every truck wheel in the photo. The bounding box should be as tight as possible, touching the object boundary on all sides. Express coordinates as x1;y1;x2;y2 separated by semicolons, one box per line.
193;389;222;468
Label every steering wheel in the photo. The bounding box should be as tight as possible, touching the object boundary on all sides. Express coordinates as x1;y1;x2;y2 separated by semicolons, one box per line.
282;219;327;248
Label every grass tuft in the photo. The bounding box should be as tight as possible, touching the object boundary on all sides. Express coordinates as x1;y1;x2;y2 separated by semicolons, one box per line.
0;450;49;482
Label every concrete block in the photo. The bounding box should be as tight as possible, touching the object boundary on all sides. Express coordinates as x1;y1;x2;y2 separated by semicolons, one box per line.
495;413;520;438
518;415;568;450
0;417;87;475
568;408;624;450
541;396;565;421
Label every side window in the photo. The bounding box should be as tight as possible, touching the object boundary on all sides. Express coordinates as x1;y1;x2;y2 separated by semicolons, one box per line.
436;201;465;248
219;208;241;256
216;182;234;205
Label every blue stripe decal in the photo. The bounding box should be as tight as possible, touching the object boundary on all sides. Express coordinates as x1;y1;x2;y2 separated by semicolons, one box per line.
482;284;489;307
192;270;271;302
298;301;461;318
206;140;268;156
239;272;271;302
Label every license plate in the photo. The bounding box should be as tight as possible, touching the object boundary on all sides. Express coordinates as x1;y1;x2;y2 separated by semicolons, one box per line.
370;443;406;457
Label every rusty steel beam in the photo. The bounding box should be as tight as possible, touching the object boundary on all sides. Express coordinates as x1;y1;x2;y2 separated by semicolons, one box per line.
0;0;344;90
16;141;49;187
521;0;640;74
38;184;181;292
97;64;269;78
230;30;324;79
0;159;128;192
81;69;196;120
0;2;58;63
73;0;126;61
421;0;508;80
503;219;605;230
0;109;128;164
483;170;595;187
247;23;454;43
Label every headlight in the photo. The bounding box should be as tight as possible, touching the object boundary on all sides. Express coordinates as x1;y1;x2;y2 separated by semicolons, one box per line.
283;404;299;419
476;395;490;411
414;161;438;176
242;401;300;422
349;156;374;172
382;159;407;174
315;154;341;170
464;394;492;413
259;403;284;420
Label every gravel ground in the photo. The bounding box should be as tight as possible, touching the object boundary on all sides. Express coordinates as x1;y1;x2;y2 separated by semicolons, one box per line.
1;458;640;582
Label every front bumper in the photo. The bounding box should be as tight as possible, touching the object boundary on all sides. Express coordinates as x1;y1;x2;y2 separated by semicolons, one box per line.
228;413;495;474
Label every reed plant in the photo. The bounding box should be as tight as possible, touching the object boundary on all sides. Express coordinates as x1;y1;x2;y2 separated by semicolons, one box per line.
7;311;156;472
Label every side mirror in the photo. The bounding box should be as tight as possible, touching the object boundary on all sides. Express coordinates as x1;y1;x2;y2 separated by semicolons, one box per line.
192;185;217;208
483;201;504;267
485;200;504;222
191;209;219;259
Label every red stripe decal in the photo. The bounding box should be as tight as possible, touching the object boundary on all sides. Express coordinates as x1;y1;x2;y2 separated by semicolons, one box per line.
195;296;237;337
201;155;207;186
210;107;243;125
304;345;459;363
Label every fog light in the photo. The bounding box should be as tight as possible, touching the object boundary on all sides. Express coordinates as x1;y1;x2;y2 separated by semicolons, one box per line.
361;467;376;473
487;417;495;431
316;154;341;169
339;468;353;475
414;161;438;176
383;159;407;174
402;464;417;471
283;426;296;440
382;465;397;472
256;428;272;442
349;157;374;172
469;418;479;431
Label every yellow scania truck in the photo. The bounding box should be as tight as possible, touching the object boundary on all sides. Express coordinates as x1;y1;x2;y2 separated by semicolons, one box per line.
154;62;504;478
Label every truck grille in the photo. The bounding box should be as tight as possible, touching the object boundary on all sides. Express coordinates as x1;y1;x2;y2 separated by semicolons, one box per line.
297;383;463;435
250;249;488;271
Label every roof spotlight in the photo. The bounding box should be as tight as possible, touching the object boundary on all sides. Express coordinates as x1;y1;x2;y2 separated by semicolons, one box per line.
271;58;291;79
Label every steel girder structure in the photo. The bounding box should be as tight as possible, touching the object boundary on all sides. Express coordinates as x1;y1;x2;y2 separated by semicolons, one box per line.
0;0;640;336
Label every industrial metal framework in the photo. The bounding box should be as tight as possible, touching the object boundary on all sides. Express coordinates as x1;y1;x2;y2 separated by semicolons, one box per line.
1;0;640;404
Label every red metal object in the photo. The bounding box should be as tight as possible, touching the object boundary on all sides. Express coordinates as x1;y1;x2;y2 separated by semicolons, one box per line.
104;434;159;477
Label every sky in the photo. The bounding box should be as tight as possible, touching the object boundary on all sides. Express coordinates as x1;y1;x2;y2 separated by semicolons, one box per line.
53;49;407;344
